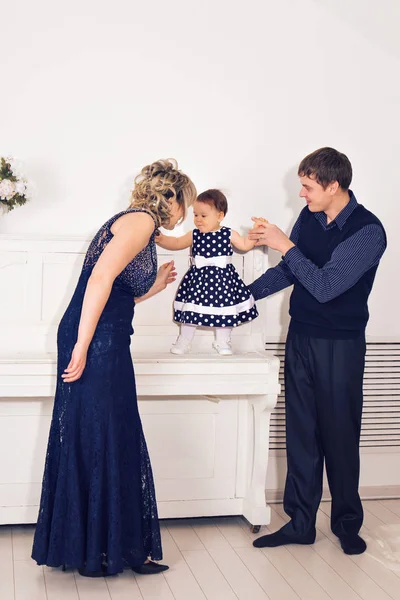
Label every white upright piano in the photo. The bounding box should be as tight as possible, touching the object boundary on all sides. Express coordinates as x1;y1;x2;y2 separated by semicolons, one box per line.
0;234;280;531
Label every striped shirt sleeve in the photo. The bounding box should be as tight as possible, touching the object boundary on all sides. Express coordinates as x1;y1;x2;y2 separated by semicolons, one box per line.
248;213;303;300
283;224;386;303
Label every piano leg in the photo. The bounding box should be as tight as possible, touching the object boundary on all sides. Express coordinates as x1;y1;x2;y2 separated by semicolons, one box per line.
242;393;278;529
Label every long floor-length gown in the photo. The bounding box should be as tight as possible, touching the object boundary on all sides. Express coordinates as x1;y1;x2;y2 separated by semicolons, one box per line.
32;208;162;575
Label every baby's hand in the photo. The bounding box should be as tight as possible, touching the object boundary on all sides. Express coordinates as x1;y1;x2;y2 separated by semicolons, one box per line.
251;216;269;226
155;231;164;245
249;217;270;245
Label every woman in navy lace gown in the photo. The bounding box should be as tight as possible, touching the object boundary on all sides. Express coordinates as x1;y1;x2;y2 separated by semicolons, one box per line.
31;160;197;577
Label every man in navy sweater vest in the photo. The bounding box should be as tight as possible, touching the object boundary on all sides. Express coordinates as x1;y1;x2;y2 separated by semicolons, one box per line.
248;148;386;555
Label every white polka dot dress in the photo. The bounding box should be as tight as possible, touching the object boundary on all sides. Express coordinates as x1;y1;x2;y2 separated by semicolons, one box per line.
174;227;258;328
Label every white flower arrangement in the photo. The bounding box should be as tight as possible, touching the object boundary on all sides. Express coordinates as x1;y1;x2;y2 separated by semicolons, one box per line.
0;156;32;212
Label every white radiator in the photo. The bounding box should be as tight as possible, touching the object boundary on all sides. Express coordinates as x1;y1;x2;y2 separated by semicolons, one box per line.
264;340;400;499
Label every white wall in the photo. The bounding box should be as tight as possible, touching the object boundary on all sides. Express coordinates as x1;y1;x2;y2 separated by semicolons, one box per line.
1;0;399;339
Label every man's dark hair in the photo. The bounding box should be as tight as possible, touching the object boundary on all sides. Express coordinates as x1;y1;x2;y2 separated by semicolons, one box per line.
298;147;352;190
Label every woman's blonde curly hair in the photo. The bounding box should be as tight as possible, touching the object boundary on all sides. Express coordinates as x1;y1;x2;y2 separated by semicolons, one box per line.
129;159;197;228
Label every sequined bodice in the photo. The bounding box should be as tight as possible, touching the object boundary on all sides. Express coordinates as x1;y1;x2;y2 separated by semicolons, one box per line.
83;208;157;297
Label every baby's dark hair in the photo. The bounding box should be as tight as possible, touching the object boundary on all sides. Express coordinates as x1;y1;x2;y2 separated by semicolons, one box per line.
196;189;228;216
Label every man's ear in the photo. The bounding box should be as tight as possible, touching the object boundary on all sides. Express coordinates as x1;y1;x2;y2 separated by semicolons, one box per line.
328;181;339;195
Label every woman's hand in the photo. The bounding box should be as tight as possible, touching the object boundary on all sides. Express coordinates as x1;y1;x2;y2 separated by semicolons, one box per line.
155;261;177;290
61;342;88;383
134;261;177;303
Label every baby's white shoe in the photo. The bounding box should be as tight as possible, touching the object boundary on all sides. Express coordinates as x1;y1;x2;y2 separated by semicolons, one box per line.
212;341;233;356
170;336;192;355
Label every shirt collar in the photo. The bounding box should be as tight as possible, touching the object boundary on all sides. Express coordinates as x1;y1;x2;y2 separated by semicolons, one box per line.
314;190;358;230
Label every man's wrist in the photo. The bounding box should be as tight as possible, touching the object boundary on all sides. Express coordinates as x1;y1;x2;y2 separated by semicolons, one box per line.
281;240;295;256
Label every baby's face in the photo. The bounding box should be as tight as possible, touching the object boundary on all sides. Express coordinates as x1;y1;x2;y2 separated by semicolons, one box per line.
193;200;224;233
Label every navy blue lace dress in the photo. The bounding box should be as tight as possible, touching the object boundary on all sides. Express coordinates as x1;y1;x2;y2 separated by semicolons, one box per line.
31;209;162;575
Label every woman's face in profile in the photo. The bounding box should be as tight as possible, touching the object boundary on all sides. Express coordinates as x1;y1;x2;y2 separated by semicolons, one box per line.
163;198;184;230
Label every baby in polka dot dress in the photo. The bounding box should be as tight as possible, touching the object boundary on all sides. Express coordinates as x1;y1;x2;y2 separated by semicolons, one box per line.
156;189;258;355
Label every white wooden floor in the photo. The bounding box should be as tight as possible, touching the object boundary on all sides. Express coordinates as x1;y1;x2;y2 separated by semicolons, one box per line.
1;500;400;600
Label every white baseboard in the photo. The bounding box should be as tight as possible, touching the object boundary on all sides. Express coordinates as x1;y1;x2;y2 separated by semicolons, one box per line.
266;485;400;503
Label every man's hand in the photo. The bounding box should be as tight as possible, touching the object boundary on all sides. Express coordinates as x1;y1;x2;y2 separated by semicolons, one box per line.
249;217;295;255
